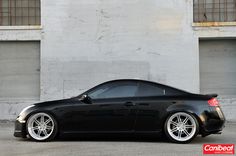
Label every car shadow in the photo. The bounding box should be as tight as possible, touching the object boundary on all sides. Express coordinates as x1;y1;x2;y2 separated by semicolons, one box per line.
54;133;168;143
191;135;224;144
16;134;223;144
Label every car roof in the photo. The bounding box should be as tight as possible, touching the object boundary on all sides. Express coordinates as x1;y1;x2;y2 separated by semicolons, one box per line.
103;79;161;85
101;79;189;93
80;79;190;96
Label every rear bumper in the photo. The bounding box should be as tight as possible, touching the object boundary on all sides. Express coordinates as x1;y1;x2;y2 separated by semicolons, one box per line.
14;119;27;138
200;106;225;136
201;119;225;137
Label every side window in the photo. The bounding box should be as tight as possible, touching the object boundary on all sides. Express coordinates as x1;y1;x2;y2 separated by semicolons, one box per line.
88;82;138;99
137;82;164;97
0;0;41;26
165;87;186;96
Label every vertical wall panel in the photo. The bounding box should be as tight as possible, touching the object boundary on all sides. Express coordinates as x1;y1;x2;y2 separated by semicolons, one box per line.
0;41;40;100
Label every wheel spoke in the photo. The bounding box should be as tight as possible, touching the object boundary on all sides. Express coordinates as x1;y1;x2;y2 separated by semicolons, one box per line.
170;120;178;126
46;125;52;130
183;117;189;124
177;115;181;123
42;130;48;136
37;130;41;136
34;119;41;125
185;125;194;128
40;116;44;124
45;119;51;124
32;126;39;131
171;127;178;133
178;130;182;139
183;129;190;136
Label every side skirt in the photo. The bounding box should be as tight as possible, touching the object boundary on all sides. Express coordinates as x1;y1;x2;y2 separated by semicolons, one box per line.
61;130;162;135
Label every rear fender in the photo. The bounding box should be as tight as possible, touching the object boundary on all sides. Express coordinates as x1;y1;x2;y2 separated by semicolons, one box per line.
161;104;203;131
166;104;196;114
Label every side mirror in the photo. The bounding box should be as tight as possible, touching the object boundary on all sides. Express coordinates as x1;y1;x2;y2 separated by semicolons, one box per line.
79;94;92;104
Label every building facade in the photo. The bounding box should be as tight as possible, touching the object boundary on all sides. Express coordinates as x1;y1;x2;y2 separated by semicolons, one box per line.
0;0;236;121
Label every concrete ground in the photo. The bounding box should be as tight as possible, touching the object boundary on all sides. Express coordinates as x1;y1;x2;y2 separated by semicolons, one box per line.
0;122;235;156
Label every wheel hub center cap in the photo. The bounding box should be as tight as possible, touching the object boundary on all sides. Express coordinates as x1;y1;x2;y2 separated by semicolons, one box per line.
177;123;185;130
39;124;46;130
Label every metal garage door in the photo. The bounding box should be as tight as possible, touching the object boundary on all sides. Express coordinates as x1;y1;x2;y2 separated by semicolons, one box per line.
200;39;236;97
0;41;40;100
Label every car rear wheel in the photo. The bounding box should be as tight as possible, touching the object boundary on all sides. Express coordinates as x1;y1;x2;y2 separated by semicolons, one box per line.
164;112;199;143
26;112;58;141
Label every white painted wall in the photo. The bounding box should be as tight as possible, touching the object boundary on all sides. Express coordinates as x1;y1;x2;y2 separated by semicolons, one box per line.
0;0;235;121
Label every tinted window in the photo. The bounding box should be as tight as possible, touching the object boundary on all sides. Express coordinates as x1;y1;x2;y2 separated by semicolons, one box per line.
165;87;187;96
88;82;138;99
137;82;164;97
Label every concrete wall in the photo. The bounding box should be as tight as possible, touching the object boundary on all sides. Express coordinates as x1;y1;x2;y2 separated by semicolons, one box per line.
0;0;235;121
41;0;199;101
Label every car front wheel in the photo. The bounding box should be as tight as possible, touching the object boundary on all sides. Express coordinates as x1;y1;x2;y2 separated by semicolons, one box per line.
26;112;58;141
164;112;199;143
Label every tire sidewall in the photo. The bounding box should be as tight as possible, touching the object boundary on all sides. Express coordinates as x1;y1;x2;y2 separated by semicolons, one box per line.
164;112;199;143
26;112;58;142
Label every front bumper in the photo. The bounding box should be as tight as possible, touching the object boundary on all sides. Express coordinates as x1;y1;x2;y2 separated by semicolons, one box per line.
14;119;27;138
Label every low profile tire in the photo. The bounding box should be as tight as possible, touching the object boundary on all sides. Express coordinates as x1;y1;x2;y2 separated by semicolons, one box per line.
26;112;58;141
164;112;199;143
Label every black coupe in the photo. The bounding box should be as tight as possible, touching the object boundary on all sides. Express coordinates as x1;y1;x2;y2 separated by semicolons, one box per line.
14;79;225;143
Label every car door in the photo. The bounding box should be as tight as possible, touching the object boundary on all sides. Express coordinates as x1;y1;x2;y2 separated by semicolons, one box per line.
64;81;139;132
135;82;166;132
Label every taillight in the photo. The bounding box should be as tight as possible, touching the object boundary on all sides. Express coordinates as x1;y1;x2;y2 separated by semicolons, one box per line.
208;98;219;106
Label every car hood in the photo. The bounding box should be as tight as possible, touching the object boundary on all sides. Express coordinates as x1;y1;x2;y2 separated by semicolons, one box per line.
33;97;81;107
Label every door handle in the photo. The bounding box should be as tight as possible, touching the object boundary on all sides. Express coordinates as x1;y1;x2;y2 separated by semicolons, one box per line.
100;104;110;107
139;103;149;106
124;102;135;107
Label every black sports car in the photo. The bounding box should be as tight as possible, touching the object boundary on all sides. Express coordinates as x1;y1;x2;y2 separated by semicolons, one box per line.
14;79;225;143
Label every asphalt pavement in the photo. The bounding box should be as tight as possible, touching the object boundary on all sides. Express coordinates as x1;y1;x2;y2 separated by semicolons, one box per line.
0;121;235;156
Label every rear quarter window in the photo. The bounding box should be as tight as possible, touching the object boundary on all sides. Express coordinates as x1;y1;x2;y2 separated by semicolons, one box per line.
137;82;164;97
164;87;188;96
137;81;188;97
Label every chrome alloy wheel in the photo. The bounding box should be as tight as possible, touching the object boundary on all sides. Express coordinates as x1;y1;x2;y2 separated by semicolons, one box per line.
167;112;197;142
27;113;54;141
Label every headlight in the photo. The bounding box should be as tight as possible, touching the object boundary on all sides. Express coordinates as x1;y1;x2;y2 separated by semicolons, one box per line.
17;116;26;123
17;105;35;123
19;105;35;116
